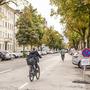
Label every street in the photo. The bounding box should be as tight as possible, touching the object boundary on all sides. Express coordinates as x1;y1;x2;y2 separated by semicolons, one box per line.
0;53;90;90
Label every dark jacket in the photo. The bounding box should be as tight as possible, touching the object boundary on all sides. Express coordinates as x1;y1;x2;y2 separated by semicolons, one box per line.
27;50;41;62
26;50;41;65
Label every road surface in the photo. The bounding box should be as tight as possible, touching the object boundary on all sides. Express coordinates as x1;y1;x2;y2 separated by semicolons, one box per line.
0;53;90;90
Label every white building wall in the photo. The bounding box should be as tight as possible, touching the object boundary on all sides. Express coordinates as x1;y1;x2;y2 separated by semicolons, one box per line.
0;5;15;52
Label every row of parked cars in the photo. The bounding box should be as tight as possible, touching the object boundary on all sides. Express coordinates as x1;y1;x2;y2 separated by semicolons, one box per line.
0;51;23;61
0;50;59;61
38;50;59;55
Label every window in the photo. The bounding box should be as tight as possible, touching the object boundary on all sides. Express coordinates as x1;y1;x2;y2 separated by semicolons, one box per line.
5;33;6;38
5;22;7;28
0;31;2;37
8;33;9;38
10;45;12;50
10;23;11;29
7;44;9;50
8;23;9;29
3;44;4;50
3;21;4;27
0;7;2;12
0;21;2;27
0;43;1;49
3;32;4;37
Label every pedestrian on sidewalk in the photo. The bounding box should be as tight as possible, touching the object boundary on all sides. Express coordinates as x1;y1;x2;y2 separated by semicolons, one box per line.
60;49;65;61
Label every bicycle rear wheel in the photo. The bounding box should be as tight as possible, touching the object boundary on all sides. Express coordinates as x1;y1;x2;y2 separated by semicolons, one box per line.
36;65;40;80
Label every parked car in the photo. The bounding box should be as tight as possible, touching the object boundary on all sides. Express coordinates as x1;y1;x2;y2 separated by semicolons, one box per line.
0;52;3;61
68;48;76;55
47;50;54;54
72;51;90;68
13;52;23;58
0;51;11;61
41;50;47;55
9;53;15;59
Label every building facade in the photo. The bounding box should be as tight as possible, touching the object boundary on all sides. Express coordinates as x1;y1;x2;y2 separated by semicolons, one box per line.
0;5;15;52
0;4;21;52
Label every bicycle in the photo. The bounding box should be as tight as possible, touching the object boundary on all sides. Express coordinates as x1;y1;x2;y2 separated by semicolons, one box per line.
29;64;40;82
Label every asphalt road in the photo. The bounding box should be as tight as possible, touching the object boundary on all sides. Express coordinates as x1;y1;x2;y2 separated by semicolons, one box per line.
0;53;90;90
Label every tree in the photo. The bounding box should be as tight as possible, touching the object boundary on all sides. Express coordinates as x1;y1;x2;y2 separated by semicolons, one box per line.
0;0;28;6
42;27;63;49
16;4;46;50
50;0;90;49
16;5;38;49
64;29;81;49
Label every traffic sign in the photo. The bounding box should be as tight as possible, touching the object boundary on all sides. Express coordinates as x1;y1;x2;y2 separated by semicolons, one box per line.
81;58;90;66
82;48;90;57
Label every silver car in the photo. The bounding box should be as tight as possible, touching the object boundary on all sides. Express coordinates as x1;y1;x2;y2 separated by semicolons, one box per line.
72;52;83;68
0;51;11;60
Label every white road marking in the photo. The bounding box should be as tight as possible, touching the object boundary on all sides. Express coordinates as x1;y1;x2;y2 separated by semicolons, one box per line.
0;69;12;74
18;82;28;90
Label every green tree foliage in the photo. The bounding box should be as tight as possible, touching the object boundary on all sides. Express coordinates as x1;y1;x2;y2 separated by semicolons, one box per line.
42;27;63;49
50;0;90;49
16;4;46;49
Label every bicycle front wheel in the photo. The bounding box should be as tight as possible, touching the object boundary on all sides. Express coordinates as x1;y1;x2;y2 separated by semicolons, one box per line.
29;67;34;82
36;65;40;80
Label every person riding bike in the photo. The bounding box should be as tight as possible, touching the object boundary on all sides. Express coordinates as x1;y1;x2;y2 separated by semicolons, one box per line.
26;48;42;69
60;49;65;61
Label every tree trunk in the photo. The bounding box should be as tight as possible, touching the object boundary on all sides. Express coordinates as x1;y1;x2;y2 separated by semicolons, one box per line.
31;44;33;50
88;6;90;48
87;38;89;48
23;45;25;51
87;7;90;48
22;45;26;57
81;27;86;48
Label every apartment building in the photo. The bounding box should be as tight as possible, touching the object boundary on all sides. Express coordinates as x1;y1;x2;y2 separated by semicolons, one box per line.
0;4;17;52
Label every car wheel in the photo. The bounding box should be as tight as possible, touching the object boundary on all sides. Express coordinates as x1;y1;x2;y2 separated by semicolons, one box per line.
78;61;82;68
0;58;2;61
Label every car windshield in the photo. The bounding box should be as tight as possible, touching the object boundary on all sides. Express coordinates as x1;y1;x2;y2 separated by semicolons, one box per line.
1;51;8;55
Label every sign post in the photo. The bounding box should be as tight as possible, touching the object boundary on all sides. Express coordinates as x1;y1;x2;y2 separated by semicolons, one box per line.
81;48;90;82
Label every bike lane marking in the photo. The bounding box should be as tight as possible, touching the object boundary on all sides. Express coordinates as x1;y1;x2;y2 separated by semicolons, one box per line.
0;69;12;74
18;82;28;90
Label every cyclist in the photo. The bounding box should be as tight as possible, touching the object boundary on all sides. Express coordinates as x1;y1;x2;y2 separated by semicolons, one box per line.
60;49;65;61
26;48;42;70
